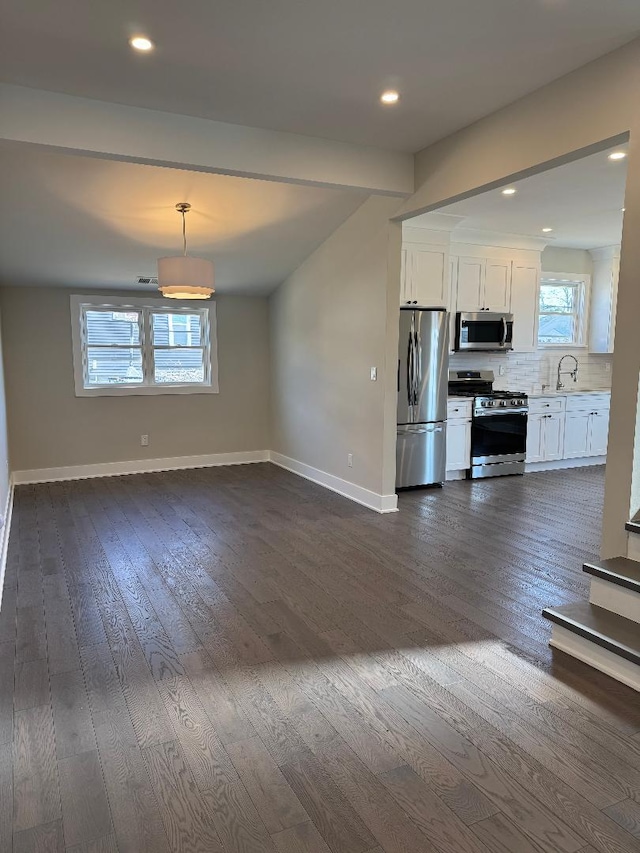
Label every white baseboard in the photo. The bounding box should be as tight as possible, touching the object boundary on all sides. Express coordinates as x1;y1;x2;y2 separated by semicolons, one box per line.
628;531;640;561
445;469;467;481
12;450;270;485
0;480;15;611
269;451;398;514
549;624;640;692
525;456;606;473
589;576;639;624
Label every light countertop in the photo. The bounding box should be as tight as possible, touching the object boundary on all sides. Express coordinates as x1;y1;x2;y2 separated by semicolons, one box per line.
527;389;611;398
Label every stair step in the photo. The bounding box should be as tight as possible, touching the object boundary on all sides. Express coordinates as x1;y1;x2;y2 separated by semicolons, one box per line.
542;602;640;667
583;557;640;593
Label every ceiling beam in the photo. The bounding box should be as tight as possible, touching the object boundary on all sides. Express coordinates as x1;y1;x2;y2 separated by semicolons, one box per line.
0;84;414;197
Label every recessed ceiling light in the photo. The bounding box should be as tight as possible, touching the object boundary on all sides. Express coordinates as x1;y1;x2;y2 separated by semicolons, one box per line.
608;151;627;161
621;207;626;212
129;36;154;52
542;227;553;233
380;90;400;105
501;188;517;196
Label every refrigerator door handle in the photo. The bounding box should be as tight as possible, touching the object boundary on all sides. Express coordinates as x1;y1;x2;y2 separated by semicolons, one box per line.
406;333;413;407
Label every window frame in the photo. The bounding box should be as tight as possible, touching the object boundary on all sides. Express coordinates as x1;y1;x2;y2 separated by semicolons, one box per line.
537;272;590;349
70;294;219;397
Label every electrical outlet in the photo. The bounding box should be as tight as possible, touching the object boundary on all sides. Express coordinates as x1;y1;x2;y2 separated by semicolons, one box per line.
370;366;377;381
498;365;506;376
141;434;149;447
604;362;611;373
347;453;353;468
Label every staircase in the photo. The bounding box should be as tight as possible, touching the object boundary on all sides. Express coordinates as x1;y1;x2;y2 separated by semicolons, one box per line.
543;553;640;692
626;514;640;560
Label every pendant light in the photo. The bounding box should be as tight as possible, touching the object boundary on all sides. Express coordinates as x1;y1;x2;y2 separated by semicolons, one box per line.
157;203;215;299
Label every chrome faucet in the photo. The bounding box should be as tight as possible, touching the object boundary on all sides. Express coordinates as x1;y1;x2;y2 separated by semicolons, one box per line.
556;354;579;390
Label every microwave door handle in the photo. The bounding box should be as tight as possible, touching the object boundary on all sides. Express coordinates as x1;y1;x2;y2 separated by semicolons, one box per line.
501;317;507;347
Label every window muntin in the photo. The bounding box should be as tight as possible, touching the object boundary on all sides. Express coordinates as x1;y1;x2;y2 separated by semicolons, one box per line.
71;297;217;396
538;276;588;347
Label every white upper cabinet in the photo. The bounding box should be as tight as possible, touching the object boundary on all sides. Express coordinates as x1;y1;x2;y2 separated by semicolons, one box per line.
400;229;450;308
456;257;485;311
510;263;540;352
589;246;620;353
483;260;512;312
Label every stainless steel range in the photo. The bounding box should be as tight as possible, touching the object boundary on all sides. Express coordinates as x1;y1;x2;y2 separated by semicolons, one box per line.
448;370;528;479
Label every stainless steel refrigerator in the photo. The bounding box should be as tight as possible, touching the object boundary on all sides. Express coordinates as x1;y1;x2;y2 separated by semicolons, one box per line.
396;307;448;489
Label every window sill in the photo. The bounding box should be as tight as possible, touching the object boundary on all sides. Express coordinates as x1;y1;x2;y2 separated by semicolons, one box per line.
75;383;219;398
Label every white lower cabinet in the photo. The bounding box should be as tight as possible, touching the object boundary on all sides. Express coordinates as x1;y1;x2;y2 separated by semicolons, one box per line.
446;419;472;472
526;393;610;467
526;412;564;463
564;409;610;458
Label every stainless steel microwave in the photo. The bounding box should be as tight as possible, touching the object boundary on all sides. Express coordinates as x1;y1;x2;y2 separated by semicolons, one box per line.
455;312;514;352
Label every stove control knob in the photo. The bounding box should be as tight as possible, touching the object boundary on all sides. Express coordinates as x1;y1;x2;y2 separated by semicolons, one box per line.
499;400;506;407
486;401;494;407
511;399;518;406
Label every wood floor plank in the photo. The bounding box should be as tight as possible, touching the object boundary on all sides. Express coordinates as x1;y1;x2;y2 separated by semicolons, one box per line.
0;640;14;744
156;674;238;791
13;704;60;832
280;752;377;853
271;821;332;853
471;812;550;853
226;735;309;834
14;659;50;712
50;670;96;759
602;798;640;839
57;750;112;848
99;743;170;853
142;739;224;853
0;740;13;853
80;642;137;753
13;820;65;852
66;836;120;853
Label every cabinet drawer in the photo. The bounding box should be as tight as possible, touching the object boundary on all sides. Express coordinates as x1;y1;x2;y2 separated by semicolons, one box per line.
565;393;611;412
528;397;565;414
447;400;472;420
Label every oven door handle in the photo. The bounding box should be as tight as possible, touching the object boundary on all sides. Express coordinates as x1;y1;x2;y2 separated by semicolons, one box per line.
473;410;528;418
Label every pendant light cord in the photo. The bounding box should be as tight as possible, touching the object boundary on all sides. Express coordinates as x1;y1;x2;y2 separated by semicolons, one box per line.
182;209;187;256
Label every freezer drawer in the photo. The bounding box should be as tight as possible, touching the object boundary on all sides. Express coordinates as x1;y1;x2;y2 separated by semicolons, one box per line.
396;422;446;489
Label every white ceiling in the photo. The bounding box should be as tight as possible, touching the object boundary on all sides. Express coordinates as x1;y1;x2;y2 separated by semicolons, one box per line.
2;1;640;152
0;143;366;293
411;145;628;249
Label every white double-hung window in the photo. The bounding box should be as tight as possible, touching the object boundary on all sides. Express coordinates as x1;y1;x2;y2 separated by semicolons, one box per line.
537;274;589;348
71;295;218;396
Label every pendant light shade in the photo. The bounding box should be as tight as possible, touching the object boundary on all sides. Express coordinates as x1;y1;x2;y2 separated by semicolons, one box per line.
158;203;215;299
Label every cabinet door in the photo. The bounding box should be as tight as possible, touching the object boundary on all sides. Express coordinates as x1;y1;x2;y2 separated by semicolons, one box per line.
448;256;458;351
525;413;545;463
411;247;448;307
544;413;565;461
563;411;590;458
446;420;471;472
588;409;610;456
483;260;512;311
400;249;413;305
456;258;484;312
510;264;539;352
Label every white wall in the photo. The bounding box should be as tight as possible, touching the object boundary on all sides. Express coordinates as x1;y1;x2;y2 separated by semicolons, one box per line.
269;196;401;502
541;246;593;276
0;287;271;473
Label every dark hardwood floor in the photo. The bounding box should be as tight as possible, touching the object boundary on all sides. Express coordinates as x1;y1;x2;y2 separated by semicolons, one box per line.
1;462;639;852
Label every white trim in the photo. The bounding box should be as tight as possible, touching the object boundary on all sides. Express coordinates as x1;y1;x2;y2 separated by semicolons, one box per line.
525;456;606;473
589;576;640;624
445;470;468;481
269;451;398;514
549;624;640;693
12;451;269;485
70;294;219;396
628;531;640;561
537;273;591;350
0;480;14;612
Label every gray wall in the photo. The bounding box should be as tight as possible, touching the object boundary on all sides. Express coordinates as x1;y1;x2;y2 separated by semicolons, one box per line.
269;196;401;498
0;287;270;471
0;312;10;515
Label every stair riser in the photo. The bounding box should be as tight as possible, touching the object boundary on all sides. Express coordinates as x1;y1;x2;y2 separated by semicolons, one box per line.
589;576;640;624
549;624;640;692
628;530;640;561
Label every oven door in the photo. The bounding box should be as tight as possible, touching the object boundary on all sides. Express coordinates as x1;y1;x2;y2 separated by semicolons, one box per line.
471;412;527;464
455;313;513;352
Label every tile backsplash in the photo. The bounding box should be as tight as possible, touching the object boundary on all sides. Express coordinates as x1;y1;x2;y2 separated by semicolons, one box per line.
449;349;612;394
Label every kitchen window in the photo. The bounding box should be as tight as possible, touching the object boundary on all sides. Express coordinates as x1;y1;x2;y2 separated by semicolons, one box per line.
537;274;589;347
70;295;218;396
